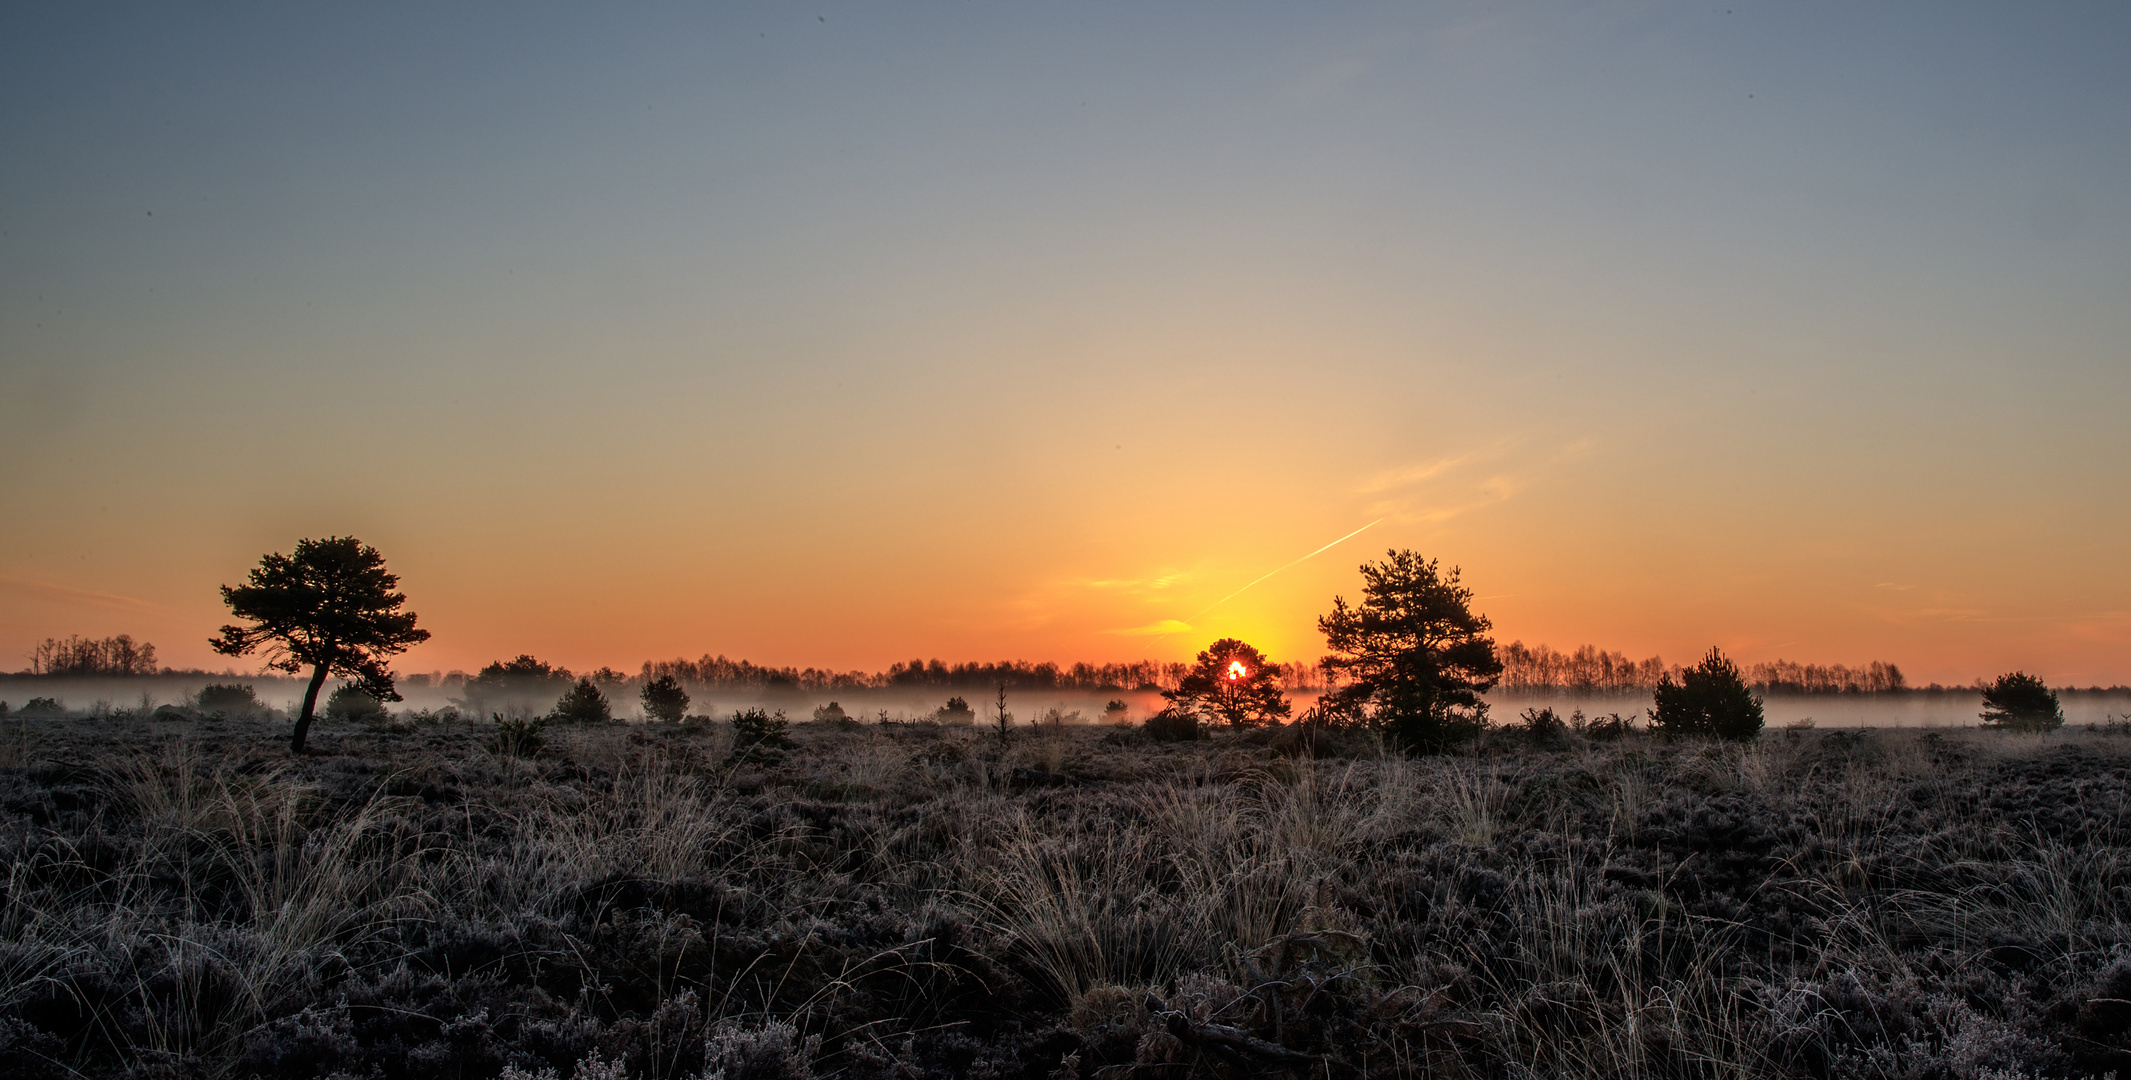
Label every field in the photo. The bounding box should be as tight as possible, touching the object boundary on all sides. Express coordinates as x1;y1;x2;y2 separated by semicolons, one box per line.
3;714;2129;1079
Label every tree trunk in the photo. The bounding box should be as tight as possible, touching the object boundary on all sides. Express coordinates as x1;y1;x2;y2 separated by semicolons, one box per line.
292;663;329;754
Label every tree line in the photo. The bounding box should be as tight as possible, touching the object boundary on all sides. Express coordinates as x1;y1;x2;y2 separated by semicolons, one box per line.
27;634;160;676
24;534;2075;753
1497;641;1909;695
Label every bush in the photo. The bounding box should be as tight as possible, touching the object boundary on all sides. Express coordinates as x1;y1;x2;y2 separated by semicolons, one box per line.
1517;706;1568;745
324;683;389;723
551;678;614;725
640;674;690;723
1103;699;1130;724
1651;648;1764;742
1142;707;1199;743
195;683;263;717
730;707;791;761
1979;671;2063;733
489;713;547;757
934;696;976;725
406;705;461;725
812;701;850;724
18;697;65;718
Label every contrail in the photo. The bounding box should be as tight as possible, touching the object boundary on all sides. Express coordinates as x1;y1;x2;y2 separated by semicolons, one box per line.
1190;518;1384;619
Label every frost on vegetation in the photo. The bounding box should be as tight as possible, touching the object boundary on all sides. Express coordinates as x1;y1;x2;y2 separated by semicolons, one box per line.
2;719;2130;1078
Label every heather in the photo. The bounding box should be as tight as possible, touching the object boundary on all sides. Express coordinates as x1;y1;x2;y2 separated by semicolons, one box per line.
2;716;2128;1079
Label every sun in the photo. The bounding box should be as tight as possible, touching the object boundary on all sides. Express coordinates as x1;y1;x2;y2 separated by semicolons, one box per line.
1227;659;1248;681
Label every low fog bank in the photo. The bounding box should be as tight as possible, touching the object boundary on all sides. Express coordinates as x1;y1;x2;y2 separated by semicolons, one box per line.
1486;688;2131;729
0;673;1180;728
6;673;2129;731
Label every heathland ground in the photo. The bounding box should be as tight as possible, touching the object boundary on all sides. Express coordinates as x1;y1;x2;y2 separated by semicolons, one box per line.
2;714;2129;1079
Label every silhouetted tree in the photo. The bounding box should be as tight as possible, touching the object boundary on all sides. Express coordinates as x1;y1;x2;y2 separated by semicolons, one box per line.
457;655;573;717
1163;638;1291;728
30;634;159;676
1651;648;1764;741
551;677;613;724
991;683;1013;745
935;696;976;724
1979;671;2063;733
212;536;430;754
1317;550;1503;751
640;674;689;722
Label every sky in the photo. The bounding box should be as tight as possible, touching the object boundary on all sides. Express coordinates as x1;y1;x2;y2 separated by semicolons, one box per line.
3;2;2129;685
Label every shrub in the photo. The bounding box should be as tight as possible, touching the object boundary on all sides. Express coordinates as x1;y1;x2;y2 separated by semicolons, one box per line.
640;674;690;722
194;683;263;716
1651;648;1764;741
490;713;547;757
406;705;461;725
1583;711;1635;740
730;707;791;760
324;683;390;723
551;677;614;725
1103;699;1130;724
935;696;976;725
1142;707;1199;743
812;701;850;724
1036;707;1081;731
19;697;65;718
1517;706;1568;745
1979;671;2063;733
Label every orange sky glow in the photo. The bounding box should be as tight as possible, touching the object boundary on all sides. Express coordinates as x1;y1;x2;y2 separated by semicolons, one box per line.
4;5;2129;686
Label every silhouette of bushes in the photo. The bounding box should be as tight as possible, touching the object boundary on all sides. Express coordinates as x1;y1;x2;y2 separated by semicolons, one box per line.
323;683;389;723
1141;707;1200;742
729;706;791;761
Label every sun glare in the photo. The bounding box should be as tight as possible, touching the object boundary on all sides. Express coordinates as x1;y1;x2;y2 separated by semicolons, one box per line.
1227;659;1247;680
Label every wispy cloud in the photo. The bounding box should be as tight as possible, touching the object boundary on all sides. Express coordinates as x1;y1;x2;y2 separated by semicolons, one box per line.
1356;455;1469;494
1081;572;1187;593
0;574;161;614
1106;619;1193;637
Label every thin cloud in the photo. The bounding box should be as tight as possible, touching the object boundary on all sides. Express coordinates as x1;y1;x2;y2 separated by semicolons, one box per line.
1106;619;1192;637
0;574;161;614
1356;454;1469;494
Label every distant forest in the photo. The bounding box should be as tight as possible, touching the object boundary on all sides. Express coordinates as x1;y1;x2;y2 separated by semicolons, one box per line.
17;634;2125;696
636;655;1322;694
1497;641;1913;695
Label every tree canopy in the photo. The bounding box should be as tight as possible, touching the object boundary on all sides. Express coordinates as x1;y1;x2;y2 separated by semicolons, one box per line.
640;674;690;723
1979;671;2063;733
212;536;428;753
1650;647;1764;741
551;677;614;725
1163;638;1290;728
1316;550;1503;750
